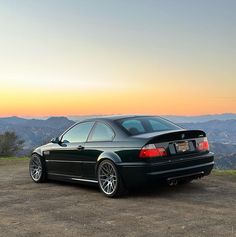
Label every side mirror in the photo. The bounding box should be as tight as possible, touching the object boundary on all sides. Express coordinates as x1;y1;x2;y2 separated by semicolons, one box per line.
50;137;60;144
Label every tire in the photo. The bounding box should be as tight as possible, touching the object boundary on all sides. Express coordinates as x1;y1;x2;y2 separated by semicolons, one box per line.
97;160;125;198
29;154;47;183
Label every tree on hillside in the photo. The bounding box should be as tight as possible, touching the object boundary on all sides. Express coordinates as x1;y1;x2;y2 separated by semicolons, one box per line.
0;131;24;157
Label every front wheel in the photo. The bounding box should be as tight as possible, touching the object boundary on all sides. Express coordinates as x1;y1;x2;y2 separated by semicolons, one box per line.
29;154;47;183
97;160;125;198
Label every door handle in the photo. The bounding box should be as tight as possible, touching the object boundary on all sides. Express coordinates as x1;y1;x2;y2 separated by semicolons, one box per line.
77;145;84;151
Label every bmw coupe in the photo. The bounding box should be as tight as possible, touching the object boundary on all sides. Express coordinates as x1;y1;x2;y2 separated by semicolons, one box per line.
29;115;214;197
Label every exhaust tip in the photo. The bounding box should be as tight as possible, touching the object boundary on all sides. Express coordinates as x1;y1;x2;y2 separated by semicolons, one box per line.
168;179;178;186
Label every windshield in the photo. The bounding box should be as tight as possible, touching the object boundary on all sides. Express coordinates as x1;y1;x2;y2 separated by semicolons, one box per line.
116;116;181;135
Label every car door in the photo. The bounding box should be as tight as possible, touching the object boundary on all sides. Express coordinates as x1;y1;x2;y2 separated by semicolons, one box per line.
46;121;94;177
82;121;115;179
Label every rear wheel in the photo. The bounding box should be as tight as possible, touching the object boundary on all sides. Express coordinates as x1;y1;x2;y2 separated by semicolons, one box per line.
97;160;125;198
29;154;47;183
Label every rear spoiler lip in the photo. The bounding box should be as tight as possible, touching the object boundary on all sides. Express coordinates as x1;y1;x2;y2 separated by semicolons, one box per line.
132;129;207;144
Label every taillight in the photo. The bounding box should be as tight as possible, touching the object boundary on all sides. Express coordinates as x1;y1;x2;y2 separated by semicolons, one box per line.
139;144;167;158
197;138;209;151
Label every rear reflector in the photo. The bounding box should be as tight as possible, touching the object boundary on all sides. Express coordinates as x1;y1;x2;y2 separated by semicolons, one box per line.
139;144;167;158
197;138;209;151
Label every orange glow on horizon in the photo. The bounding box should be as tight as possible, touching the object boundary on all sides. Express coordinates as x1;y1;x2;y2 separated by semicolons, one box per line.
1;84;235;117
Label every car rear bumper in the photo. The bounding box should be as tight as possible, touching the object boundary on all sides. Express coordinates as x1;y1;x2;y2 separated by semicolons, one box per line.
117;152;214;187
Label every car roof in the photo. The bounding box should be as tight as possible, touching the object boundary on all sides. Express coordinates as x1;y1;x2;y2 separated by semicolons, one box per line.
81;115;157;122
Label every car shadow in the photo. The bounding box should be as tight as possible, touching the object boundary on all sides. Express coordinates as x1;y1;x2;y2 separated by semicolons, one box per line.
47;179;99;191
46;179;208;199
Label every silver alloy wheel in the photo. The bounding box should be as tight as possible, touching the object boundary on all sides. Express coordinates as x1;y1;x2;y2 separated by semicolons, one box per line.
30;156;42;182
98;161;118;195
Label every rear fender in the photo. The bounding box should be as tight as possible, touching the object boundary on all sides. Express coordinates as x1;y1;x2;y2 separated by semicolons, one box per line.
95;151;122;172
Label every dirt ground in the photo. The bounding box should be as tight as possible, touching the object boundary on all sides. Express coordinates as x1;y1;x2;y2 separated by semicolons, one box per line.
0;159;236;237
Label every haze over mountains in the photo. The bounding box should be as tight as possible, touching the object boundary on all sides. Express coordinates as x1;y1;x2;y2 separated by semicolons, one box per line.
163;113;236;123
0;114;236;169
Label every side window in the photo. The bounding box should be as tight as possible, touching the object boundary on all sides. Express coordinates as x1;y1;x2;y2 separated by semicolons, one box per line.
62;122;94;143
89;122;115;142
121;119;145;134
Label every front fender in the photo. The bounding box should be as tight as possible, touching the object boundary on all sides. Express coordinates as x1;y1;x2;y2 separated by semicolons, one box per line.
32;148;44;157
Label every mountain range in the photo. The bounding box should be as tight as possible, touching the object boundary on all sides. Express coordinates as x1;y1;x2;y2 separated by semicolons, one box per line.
0;116;75;154
0;114;236;169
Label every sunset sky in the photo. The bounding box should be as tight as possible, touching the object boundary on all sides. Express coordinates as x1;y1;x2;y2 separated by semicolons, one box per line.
0;0;235;117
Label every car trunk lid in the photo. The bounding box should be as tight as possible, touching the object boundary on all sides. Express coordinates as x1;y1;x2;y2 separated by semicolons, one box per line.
135;130;208;160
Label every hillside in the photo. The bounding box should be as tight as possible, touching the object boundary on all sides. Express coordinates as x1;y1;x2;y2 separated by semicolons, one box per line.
179;120;236;169
0;117;75;154
180;120;236;144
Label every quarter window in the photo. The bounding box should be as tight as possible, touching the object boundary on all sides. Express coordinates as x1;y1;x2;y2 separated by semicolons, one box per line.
62;122;94;143
89;122;115;142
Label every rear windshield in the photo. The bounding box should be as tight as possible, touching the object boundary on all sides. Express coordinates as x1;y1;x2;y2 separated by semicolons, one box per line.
116;116;181;135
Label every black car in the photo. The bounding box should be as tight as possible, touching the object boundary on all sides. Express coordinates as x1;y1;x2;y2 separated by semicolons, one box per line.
29;115;214;197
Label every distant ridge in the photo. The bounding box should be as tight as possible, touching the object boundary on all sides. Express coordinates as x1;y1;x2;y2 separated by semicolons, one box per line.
1;113;236;124
0;116;28;125
163;113;236;123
